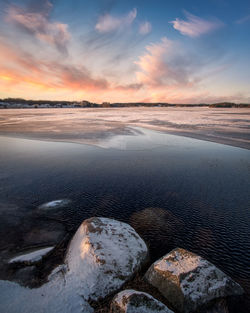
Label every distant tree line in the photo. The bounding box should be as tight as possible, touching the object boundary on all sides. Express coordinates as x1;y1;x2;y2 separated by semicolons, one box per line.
0;98;249;108
209;102;250;108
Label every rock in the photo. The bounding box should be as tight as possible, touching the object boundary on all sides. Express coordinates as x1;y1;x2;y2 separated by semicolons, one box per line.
23;221;66;246
130;208;184;254
12;266;37;285
145;248;244;313
130;208;183;239
65;217;148;300
0;217;148;313
111;289;174;313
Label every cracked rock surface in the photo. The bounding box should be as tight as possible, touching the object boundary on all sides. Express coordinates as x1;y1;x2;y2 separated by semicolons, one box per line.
145;248;243;313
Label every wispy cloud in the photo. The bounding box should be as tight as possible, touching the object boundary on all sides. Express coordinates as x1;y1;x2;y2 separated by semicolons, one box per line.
235;14;250;24
0;39;142;98
170;12;224;38
0;39;108;91
95;8;137;33
6;1;70;54
139;21;152;35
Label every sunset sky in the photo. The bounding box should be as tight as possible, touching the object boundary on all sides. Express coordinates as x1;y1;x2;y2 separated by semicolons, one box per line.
0;0;249;103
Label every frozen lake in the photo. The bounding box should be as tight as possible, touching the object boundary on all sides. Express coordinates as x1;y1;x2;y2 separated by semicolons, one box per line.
0;107;249;149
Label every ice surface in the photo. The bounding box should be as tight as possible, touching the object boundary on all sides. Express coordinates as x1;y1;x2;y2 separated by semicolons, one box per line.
0;107;249;149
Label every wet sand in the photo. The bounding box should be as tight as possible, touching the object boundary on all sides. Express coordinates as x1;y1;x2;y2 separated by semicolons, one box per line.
0;107;249;149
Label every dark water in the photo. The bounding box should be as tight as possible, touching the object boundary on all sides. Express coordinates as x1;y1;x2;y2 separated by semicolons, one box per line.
0;128;249;310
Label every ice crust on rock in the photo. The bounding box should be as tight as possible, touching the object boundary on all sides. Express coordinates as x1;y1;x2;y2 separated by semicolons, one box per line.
0;217;148;313
111;289;174;313
9;247;54;264
145;248;244;313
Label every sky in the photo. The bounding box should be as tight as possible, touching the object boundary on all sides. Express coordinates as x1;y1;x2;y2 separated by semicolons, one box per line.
0;0;249;103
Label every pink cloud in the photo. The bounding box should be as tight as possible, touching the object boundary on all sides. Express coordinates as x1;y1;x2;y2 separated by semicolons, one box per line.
139;21;152;35
0;39;143;97
135;37;199;87
170;12;224;38
6;3;70;53
95;8;137;33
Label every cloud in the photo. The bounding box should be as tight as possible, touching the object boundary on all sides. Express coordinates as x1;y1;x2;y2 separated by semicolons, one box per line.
235;14;250;24
0;40;108;91
139;21;152;35
170;12;223;37
95;8;137;33
0;39;143;97
1;39;248;104
135;37;200;87
6;2;70;54
139;89;250;104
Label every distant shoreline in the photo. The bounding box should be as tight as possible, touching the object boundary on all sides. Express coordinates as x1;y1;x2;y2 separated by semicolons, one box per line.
1;98;250;109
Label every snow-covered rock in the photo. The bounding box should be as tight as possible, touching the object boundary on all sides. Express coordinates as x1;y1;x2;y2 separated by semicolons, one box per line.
65;217;148;300
9;247;54;264
111;289;174;313
145;248;243;313
0;217;148;313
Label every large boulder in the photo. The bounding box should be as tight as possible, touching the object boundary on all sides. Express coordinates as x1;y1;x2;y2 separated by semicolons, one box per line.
0;217;148;313
130;208;184;256
65;217;148;300
111;289;174;313
130;207;184;240
145;248;243;313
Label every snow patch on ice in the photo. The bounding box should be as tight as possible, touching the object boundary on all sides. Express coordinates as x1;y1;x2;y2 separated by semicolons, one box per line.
9;247;54;264
38;199;71;210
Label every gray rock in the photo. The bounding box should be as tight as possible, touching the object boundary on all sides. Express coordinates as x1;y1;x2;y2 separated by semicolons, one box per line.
12;266;37;285
145;248;244;313
23;221;66;246
111;289;174;313
130;207;184;240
